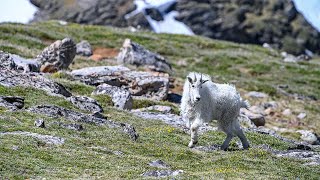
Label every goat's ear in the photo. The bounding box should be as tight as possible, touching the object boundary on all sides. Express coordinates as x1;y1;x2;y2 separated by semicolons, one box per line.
202;80;209;84
187;77;193;84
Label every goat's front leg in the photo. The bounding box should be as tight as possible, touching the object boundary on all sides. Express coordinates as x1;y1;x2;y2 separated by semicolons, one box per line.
188;120;201;148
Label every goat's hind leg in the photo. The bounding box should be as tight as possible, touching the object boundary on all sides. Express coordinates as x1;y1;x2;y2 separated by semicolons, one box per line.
221;131;233;151
188;120;201;148
234;120;250;149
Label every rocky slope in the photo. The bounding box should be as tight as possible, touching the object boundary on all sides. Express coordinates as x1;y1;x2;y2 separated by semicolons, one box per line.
0;21;320;179
29;0;320;55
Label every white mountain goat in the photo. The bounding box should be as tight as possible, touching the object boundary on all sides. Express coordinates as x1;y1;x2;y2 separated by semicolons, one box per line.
180;72;250;150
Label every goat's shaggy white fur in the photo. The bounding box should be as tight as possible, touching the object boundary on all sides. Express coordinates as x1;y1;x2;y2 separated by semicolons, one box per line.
181;72;250;150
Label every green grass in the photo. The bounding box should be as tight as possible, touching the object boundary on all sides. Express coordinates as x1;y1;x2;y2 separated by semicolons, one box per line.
1;21;320;179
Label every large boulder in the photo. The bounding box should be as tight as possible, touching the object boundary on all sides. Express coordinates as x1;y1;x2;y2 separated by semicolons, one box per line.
71;66;169;100
92;84;133;110
36;38;76;73
117;39;172;74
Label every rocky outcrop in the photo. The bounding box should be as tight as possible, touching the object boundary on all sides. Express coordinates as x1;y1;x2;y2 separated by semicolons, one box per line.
71;66;169;100
28;105;138;141
36;38;76;73
175;0;320;55
30;0;135;27
92;84;133;110
117;39;172;74
30;0;320;55
0;69;72;98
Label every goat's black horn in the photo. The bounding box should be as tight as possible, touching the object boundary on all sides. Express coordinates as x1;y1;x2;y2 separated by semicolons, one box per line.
194;73;197;82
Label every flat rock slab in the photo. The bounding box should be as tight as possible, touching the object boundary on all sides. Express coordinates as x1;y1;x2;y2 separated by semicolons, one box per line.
0;131;65;145
117;39;172;74
132;105;172;114
0;69;72;98
28;105;138;141
0;96;24;110
71;66;169;100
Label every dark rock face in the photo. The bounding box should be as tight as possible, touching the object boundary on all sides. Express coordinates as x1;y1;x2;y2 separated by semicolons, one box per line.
0;96;24;110
175;0;320;55
30;0;135;27
36;38;76;73
29;0;320;55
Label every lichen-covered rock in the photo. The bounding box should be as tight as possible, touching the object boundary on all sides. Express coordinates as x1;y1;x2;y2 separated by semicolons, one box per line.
0;69;72;98
71;66;169;100
0;51;17;70
92;84;133;110
132;105;172;114
0;96;24;110
76;40;93;56
36;38;76;73
11;54;40;73
67;96;103;113
117;39;172;73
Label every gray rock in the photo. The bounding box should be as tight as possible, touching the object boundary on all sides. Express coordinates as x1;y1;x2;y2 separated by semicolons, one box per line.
246;91;268;98
0;69;72;98
132;105;172;114
282;109;292;116
68;96;103;113
12;145;19;151
240;108;265;127
297;112;307;120
117;39;172;74
142;170;183;178
92;84;133;110
296;130;318;144
71;66;169;100
258;144;320;166
11;54;40;73
0;96;24;110
36;38;76;73
76;40;93;56
0;131;65;145
60;123;84;131
34;119;45;128
0;51;17;70
28;105;138;141
149;160;170;169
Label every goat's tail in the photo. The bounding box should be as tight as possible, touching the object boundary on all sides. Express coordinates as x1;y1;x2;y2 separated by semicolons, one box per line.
241;99;250;109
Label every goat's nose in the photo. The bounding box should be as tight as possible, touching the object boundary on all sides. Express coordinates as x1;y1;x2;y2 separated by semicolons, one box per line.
196;97;200;101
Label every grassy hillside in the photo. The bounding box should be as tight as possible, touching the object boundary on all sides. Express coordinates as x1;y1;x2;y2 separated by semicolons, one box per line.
0;21;320;179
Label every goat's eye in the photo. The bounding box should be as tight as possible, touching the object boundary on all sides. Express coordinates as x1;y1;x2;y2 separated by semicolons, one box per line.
192;85;195;88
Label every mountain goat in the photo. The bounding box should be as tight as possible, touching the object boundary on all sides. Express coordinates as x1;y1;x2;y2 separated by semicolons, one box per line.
180;72;250;150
